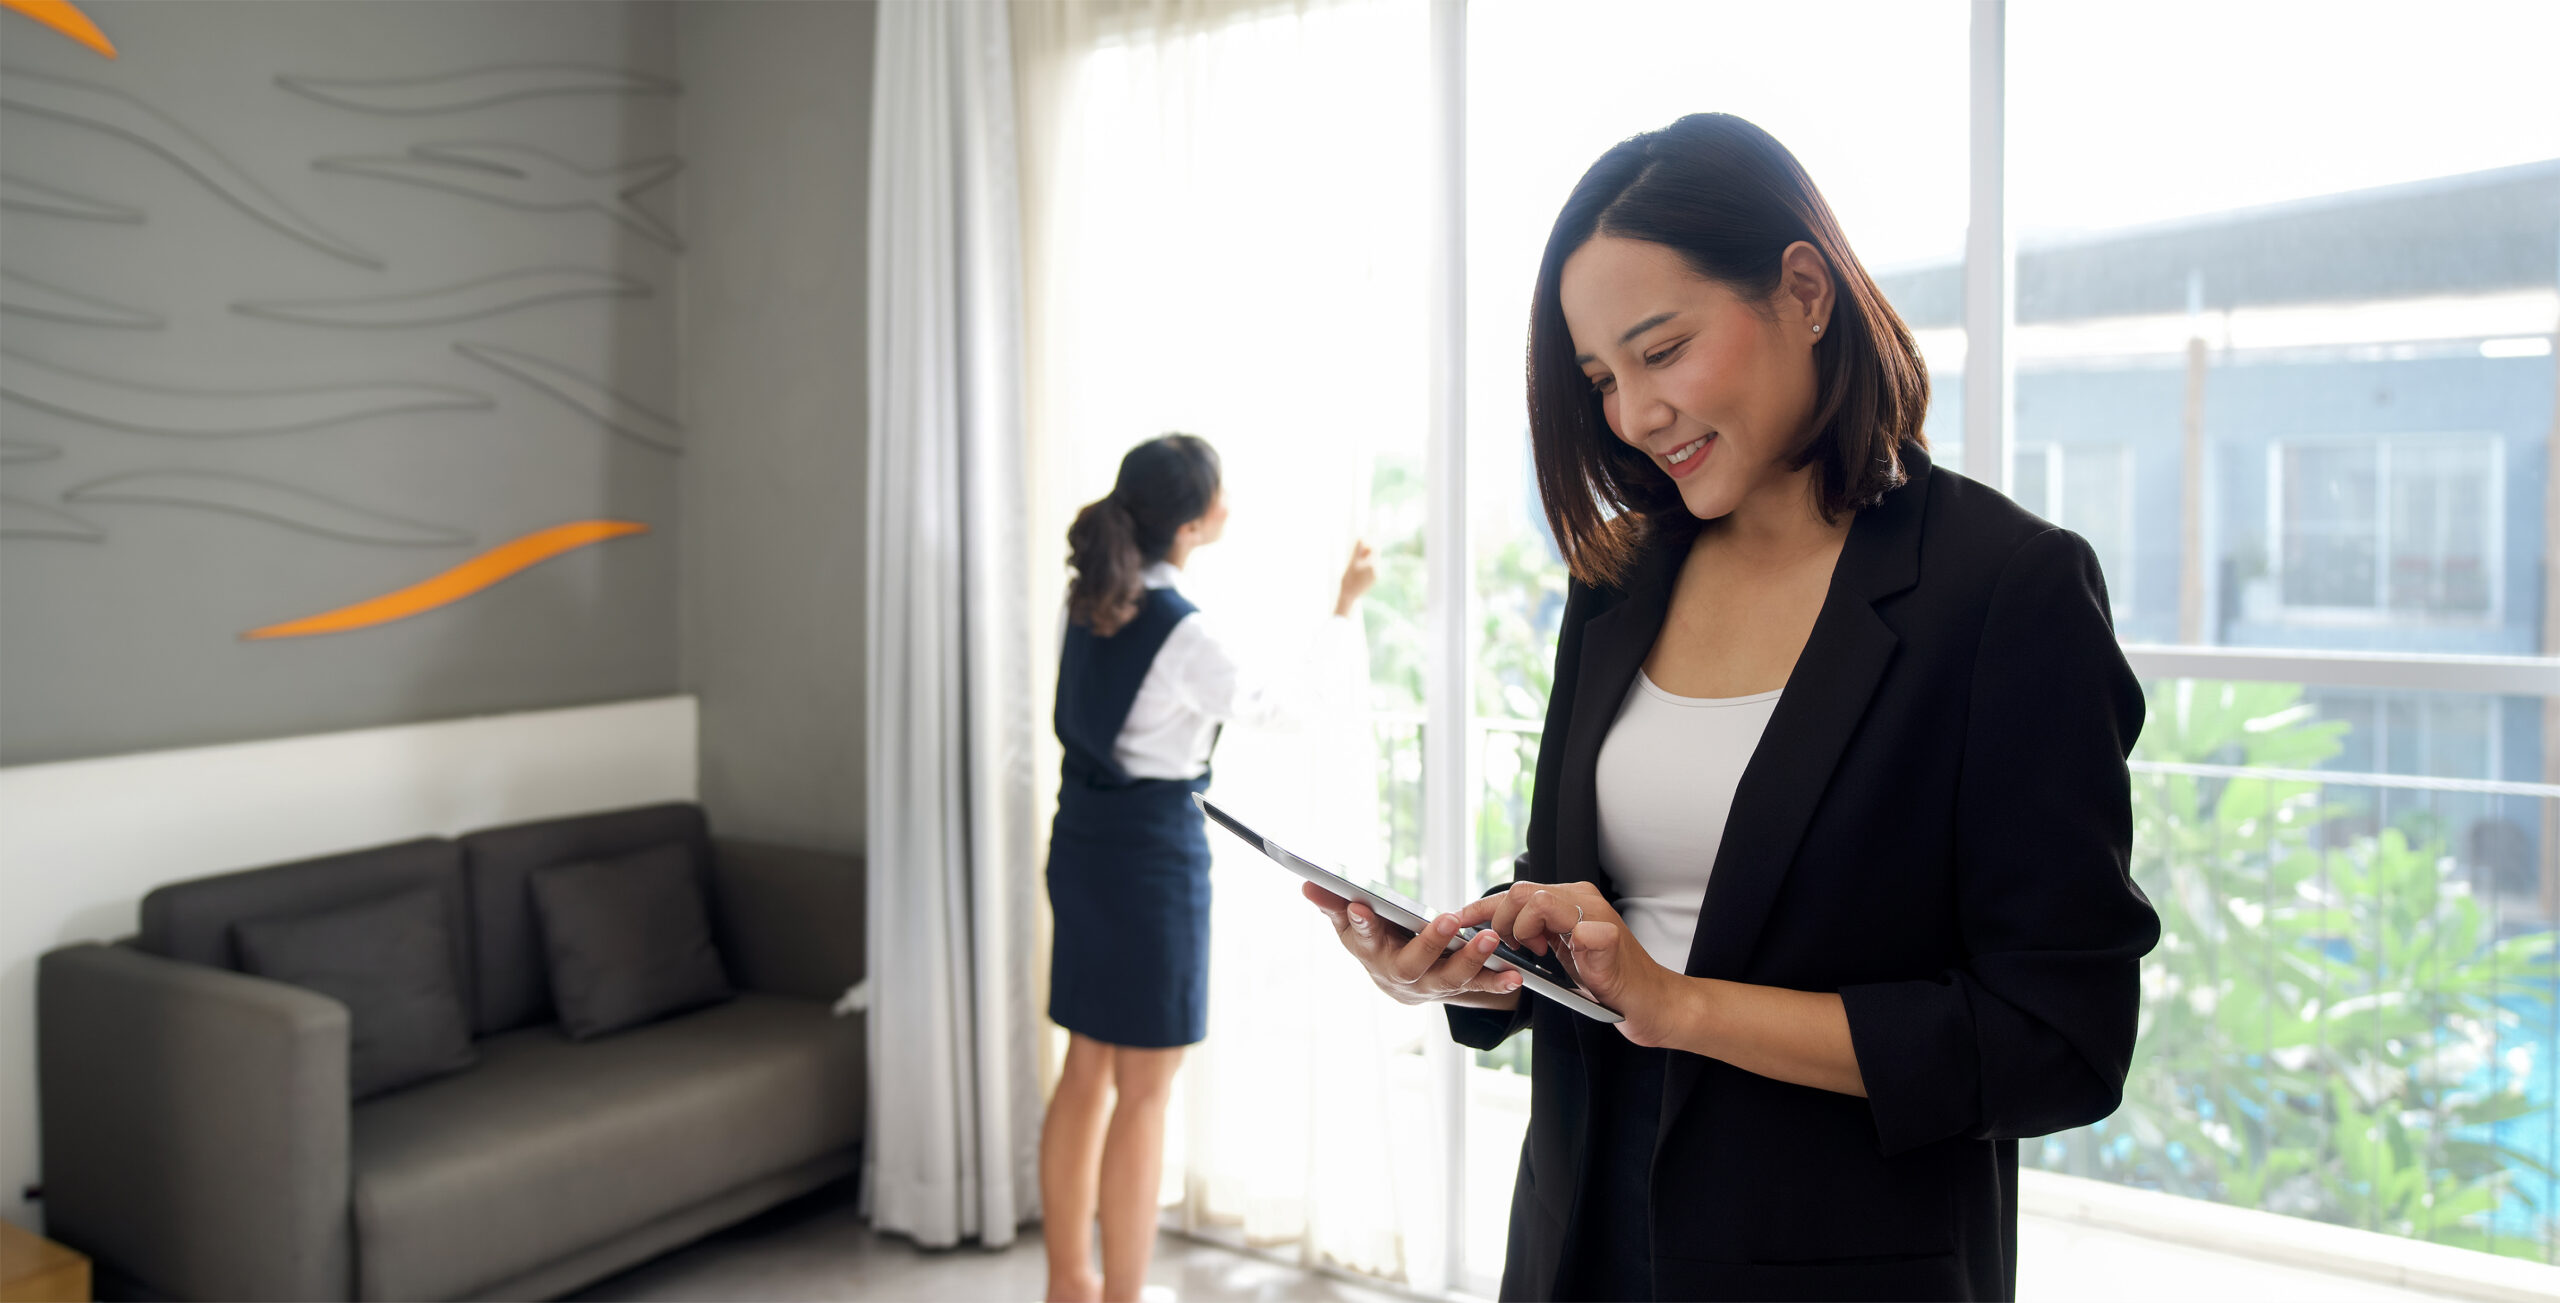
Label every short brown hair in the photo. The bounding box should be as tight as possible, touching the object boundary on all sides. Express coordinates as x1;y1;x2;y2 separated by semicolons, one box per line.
1525;113;1930;588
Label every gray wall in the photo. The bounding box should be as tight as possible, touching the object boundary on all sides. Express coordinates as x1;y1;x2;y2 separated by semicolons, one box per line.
0;1;684;765
676;0;875;855
0;2;691;762
0;0;877;840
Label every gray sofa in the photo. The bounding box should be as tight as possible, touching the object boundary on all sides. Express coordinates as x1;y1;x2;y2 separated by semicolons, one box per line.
36;802;867;1302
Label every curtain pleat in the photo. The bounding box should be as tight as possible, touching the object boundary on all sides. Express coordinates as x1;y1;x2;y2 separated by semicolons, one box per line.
1010;0;1445;1285
865;0;1041;1251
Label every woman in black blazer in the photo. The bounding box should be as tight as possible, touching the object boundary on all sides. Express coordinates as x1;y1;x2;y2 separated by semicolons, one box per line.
1304;115;2159;1301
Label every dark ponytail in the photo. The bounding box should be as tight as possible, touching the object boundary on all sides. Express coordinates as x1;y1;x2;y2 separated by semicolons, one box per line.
1067;433;1222;636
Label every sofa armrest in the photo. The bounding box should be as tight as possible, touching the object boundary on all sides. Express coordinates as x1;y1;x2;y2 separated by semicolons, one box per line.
710;838;864;1001
39;942;352;1301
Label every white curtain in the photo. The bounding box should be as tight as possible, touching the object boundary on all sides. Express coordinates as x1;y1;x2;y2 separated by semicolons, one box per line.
1012;0;1450;1287
864;0;1043;1250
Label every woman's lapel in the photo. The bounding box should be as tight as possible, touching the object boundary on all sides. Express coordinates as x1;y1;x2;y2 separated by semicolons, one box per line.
1552;527;1689;897
1651;451;1931;1153
1680;457;1928;981
1552;453;1933;971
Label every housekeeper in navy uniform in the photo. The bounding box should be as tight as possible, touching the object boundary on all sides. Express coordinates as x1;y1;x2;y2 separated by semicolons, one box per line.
1303;116;2159;1301
1040;433;1374;1303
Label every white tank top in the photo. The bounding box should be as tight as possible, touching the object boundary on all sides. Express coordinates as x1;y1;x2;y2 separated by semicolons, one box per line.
1592;671;1781;969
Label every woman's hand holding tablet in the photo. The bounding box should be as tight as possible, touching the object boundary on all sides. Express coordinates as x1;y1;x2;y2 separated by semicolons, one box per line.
1195;794;1619;1022
1457;881;1688;1047
1300;882;1532;1012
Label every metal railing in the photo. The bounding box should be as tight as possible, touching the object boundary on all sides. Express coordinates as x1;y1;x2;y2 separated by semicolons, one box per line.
2068;761;2557;1263
1361;666;2560;1265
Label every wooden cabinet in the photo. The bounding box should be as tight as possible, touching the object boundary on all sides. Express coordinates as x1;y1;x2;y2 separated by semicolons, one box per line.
0;1221;87;1303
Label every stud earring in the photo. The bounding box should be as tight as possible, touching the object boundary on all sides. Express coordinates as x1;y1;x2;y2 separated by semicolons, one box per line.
1812;323;1823;335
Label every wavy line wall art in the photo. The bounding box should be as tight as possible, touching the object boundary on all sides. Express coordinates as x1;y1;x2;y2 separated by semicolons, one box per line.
0;269;162;328
0;0;115;58
244;519;648;639
454;341;681;453
0;170;141;222
276;63;679;115
67;470;476;546
315;142;683;250
0;68;381;266
0;495;105;541
0;349;490;436
1;439;63;464
233;266;648;329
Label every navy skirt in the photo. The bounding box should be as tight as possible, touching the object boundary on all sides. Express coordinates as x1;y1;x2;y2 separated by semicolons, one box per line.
1046;772;1213;1049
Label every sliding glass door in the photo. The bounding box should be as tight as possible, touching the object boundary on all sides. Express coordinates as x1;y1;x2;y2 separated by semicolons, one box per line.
1022;0;2560;1289
2003;0;2560;1260
1456;2;1971;1287
1016;0;1456;1285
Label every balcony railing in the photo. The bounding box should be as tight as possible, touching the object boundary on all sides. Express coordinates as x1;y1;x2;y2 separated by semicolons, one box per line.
1363;668;2560;1265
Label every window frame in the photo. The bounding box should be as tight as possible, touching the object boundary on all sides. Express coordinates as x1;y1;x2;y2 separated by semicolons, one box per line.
1423;2;2560;1288
2261;432;2506;628
2013;439;2137;617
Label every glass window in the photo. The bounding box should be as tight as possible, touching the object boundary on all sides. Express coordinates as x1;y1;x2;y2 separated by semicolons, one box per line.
2015;441;2137;610
1020;0;2560;1280
1017;1;1446;1282
2008;2;2559;650
2390;440;2497;615
2272;437;2499;619
2012;0;2560;1263
2278;441;2383;610
1465;1;1970;1290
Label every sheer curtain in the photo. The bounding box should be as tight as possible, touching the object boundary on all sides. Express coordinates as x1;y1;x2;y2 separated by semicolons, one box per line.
1012;0;1449;1286
866;0;1043;1250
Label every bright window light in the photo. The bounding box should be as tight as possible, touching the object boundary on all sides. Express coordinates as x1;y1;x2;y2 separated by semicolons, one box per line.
2480;336;2554;358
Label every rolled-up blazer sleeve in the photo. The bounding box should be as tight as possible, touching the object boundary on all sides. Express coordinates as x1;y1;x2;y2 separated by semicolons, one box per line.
1839;526;2158;1157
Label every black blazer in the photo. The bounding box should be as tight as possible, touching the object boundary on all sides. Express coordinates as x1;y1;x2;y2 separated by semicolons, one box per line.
1450;447;2159;1302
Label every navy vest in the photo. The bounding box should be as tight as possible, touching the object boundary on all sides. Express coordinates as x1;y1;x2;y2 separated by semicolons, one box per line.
1056;585;1205;788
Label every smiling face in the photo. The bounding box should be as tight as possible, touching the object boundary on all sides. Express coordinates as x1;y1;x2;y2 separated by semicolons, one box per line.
1559;236;1832;522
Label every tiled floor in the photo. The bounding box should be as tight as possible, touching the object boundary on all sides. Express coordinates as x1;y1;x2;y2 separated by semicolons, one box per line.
573;1179;2476;1302
2014;1215;2464;1302
571;1182;1403;1303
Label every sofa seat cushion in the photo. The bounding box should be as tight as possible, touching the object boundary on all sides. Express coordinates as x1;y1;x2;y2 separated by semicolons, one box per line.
349;993;862;1301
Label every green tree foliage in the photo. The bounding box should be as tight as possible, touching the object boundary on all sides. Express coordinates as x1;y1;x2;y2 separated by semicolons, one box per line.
2039;678;2559;1261
1359;448;2556;1260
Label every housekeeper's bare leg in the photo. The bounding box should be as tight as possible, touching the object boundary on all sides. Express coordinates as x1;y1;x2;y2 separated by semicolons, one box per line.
1042;1033;1116;1303
1098;1044;1183;1302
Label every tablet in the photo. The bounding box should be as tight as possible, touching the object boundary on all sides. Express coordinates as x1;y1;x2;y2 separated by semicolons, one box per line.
1195;794;1622;1024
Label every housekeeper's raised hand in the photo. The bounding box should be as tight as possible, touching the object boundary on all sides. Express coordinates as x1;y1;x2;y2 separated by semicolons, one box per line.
1334;540;1377;616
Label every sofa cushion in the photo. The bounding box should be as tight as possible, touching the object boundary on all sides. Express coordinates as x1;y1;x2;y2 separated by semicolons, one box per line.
348;993;862;1302
235;888;479;1099
138;839;469;999
711;839;867;1002
531;843;733;1040
459;803;711;1035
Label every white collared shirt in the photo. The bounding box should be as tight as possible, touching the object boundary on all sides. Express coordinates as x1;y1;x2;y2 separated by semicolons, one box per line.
1064;562;1367;780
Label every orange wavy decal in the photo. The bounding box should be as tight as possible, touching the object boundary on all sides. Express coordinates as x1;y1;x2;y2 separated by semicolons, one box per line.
1;1;116;58
244;519;648;640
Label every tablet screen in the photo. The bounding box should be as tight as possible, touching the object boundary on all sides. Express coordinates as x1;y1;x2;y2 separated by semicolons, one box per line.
1198;793;1620;1023
1197;798;1429;929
